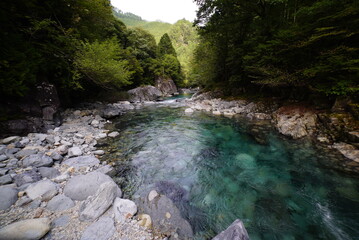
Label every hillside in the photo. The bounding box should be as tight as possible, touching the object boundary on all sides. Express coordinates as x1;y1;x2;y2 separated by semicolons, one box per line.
113;9;172;42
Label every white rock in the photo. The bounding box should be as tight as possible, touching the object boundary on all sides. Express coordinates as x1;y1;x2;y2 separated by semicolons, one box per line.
68;146;82;157
148;190;159;202
113;198;138;222
2;136;20;144
108;132;120;138
185;108;194;114
212;110;221;115
93;150;105;155
56;145;68;155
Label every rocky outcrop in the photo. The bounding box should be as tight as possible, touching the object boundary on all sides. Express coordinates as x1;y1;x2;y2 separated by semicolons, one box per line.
212;219;249;240
273;106;318;139
155;77;178;96
128;86;162;102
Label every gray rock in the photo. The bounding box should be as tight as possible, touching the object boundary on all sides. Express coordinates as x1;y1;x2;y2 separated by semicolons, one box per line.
113;198;137;222
62;156;100;170
25;179;58;201
47;194;75;211
13;169;42;187
96;165;116;177
128;86;162;103
0;218;51;240
0;169;9;176
212;219;249;240
108;131;120;138
155;77;178;96
5;147;20;156
15;196;32;207
0;155;8;162
68;146;82;157
50;151;63;161
29;199;41;209
56;145;68;155
15;149;38;159
38;167;60;179
0;186;18;210
52;215;70;228
80;217;115;240
18;138;30;147
79;181;117;222
23;154;53;168
64;172;121;201
6;158;18;168
2;136;20;144
0;174;12;185
102;107;122;119
138;191;193;239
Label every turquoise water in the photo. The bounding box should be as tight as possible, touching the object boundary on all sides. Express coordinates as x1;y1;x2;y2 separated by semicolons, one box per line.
104;103;359;239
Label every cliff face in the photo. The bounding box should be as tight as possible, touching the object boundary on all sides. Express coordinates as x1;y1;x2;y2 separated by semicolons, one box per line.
155;77;178;97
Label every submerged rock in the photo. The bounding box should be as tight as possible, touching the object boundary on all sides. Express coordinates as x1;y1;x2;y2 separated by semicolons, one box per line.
0;218;51;240
212;219;249;240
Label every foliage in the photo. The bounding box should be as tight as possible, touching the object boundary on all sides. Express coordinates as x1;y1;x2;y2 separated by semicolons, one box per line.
158;33;177;57
74;38;132;90
192;0;359;96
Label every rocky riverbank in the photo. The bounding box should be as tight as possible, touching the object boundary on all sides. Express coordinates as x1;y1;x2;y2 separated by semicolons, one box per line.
184;92;359;174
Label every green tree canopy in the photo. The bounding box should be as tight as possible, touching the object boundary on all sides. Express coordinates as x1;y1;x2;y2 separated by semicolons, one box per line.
158;33;177;57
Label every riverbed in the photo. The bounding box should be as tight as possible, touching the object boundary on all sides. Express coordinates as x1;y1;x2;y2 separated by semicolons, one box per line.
103;100;359;240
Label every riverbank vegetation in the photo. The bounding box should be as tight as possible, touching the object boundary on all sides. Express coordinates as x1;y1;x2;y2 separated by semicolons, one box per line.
190;0;359;102
0;0;183;103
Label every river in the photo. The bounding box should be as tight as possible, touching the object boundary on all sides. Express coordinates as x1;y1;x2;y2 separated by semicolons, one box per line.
102;98;359;240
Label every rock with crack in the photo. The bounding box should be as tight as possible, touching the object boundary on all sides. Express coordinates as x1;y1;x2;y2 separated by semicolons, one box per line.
64;172;121;201
79;181;117;222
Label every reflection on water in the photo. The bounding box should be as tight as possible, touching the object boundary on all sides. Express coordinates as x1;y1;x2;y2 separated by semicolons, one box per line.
103;103;359;240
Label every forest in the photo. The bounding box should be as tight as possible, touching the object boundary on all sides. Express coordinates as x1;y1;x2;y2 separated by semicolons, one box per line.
190;0;359;101
0;0;184;104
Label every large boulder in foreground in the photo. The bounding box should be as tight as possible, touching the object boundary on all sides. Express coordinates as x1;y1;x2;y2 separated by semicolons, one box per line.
64;172;121;201
137;190;193;239
128;86;162;102
0;218;51;240
155;77;178;96
212;219;249;240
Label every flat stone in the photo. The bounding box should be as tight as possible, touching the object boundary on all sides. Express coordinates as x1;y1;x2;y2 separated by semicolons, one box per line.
0;186;18;210
212;219;249;240
13;169;41;187
113;198;137;222
0;174;13;185
64;172;121;201
6;158;18;168
79;181;117;222
22;154;53;168
25;179;58;201
80;217;115;240
108;132;120;138
62;156;100;170
68;146;82;157
0;218;51;240
2;136;20;144
93;150;105;155
15;149;38;159
47;194;75;211
0;169;9;176
38;167;60;179
0;155;8;162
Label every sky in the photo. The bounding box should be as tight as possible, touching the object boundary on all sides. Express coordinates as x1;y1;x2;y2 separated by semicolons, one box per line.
110;0;198;24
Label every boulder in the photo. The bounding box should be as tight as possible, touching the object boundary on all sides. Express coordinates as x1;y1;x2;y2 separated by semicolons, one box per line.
138;190;193;239
113;198;138;222
0;218;51;240
79;181;117;222
155;77;178;96
22;154;53;168
212;219;249;240
273;106;317;139
62;156;100;170
128;86;162;102
80;217;115;240
64;172;121;201
46;194;75;211
0;186;18;210
25;179;58;201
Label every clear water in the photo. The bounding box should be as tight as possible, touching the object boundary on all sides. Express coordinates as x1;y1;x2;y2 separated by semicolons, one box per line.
103;102;359;240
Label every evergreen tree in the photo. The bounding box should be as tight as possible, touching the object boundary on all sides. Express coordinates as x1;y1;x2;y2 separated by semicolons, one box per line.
158;33;177;57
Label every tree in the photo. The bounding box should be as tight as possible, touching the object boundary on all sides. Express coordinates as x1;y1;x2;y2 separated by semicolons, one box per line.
158;33;177;57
